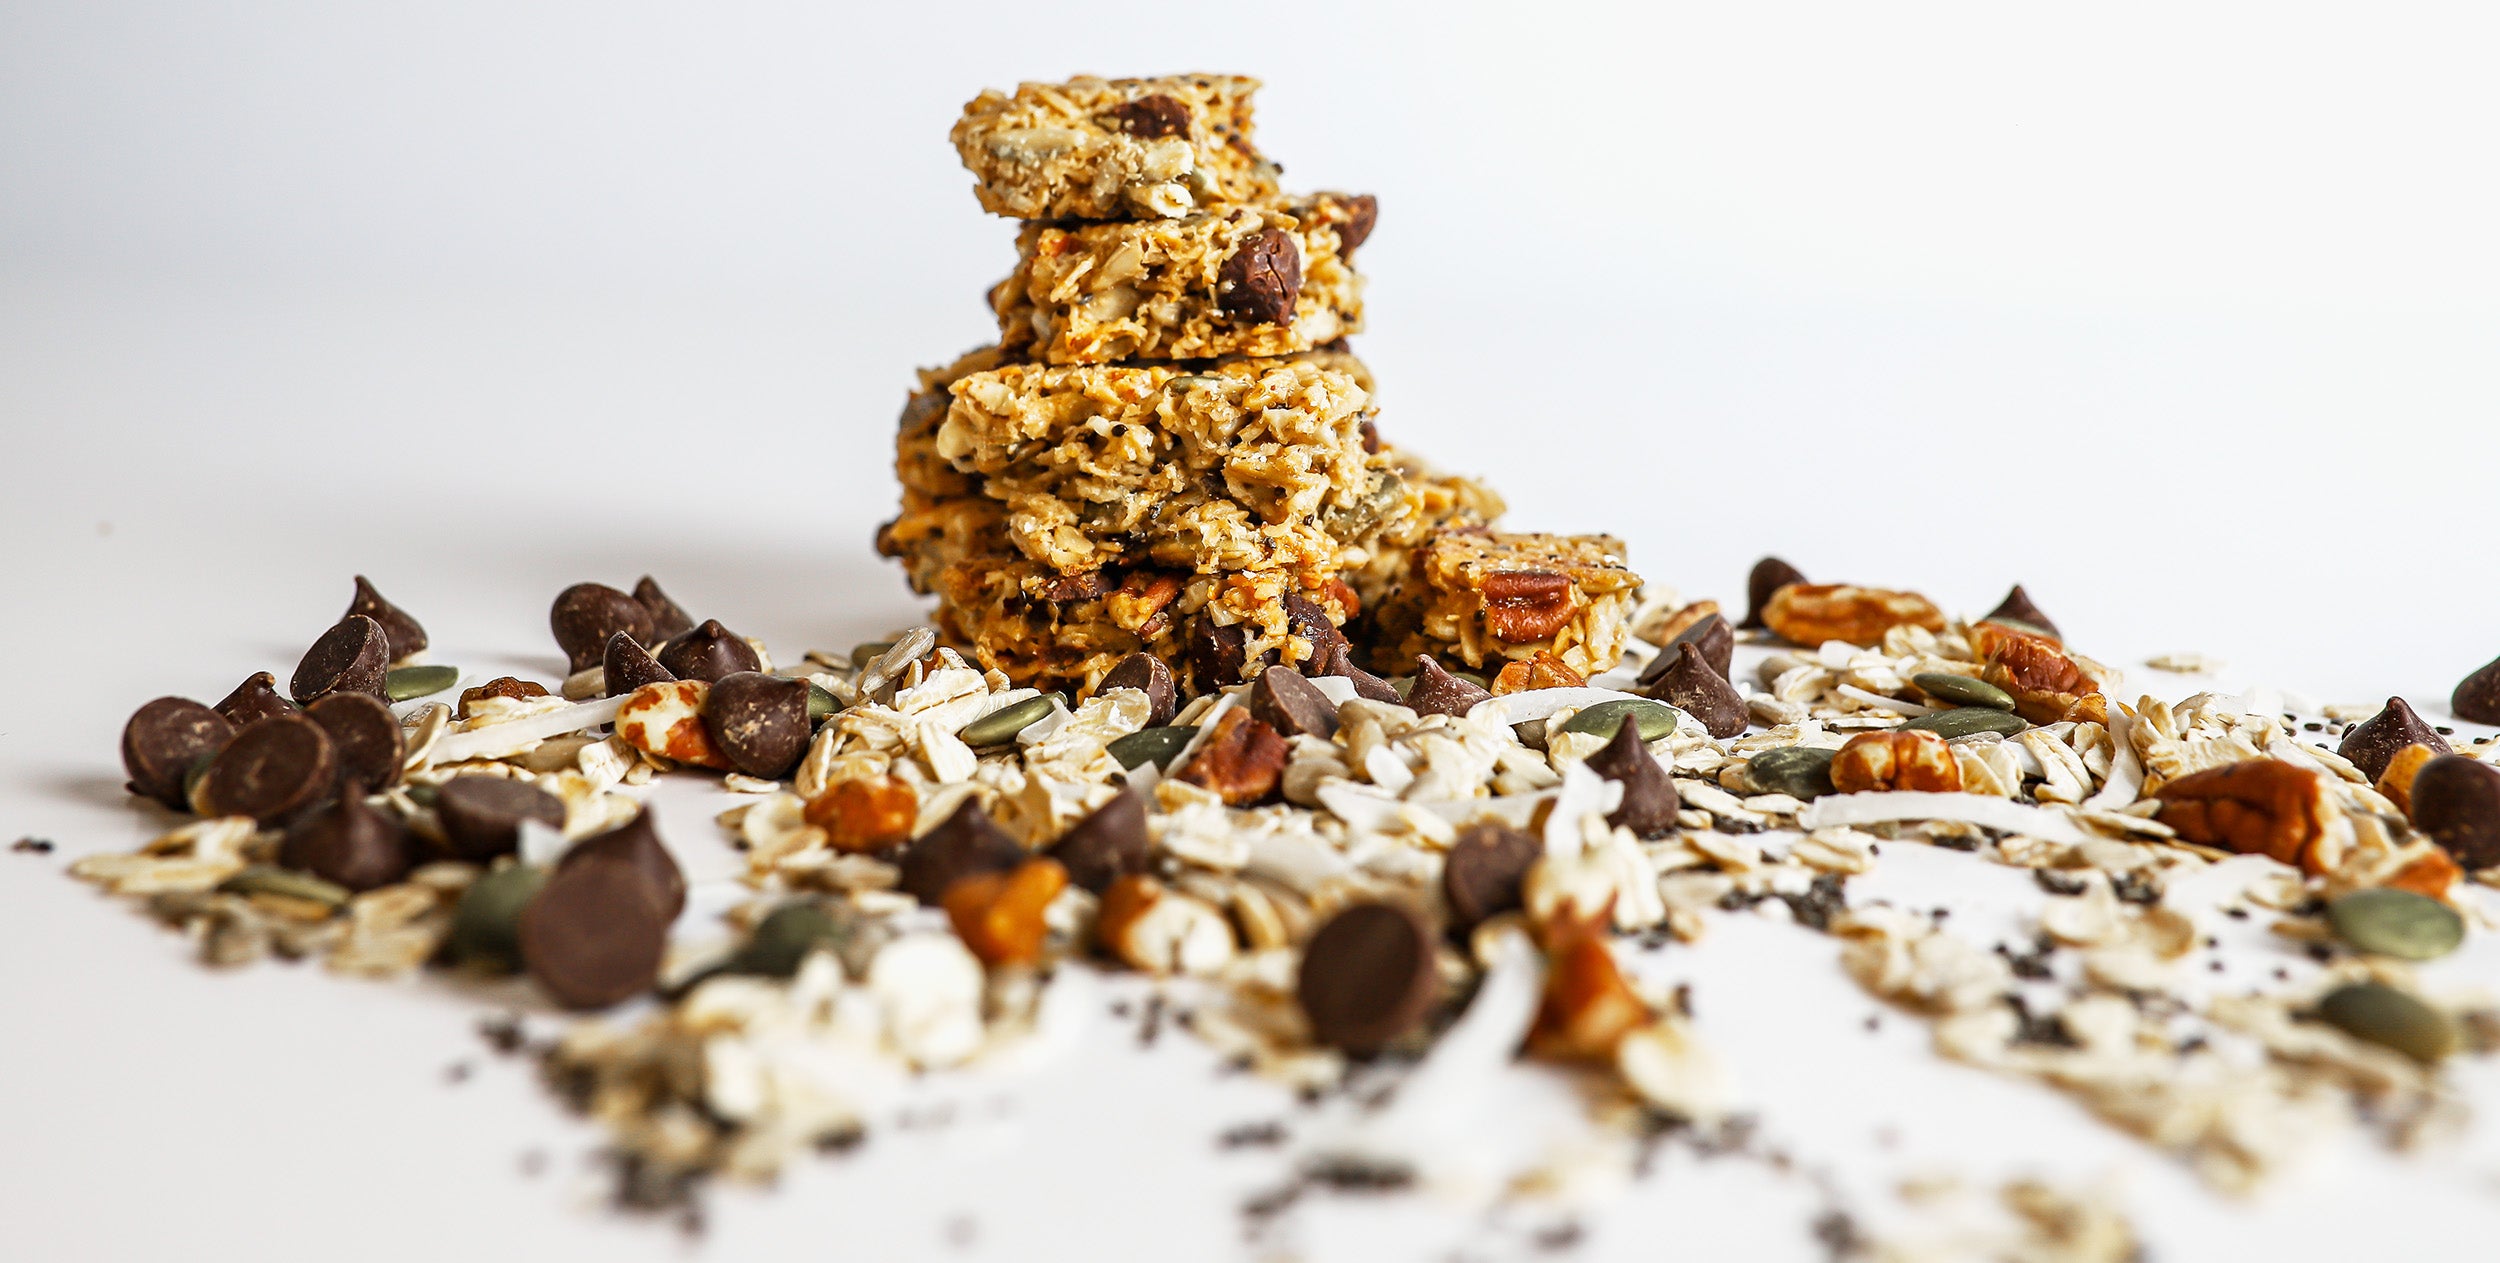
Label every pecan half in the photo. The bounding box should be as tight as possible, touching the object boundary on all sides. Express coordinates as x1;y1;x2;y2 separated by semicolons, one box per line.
1104;93;1190;139
1830;729;1963;793
1174;708;1287;806
1761;583;1945;648
802;774;919;854
1974;623;2105;724
1481;570;1577;643
2153;759;2335;872
1035;570;1109;603
1491;650;1587;695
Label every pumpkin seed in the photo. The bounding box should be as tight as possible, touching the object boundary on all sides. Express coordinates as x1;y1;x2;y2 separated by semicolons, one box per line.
1747;746;1838;800
734;900;856;978
216;864;349;909
1900;707;2030;739
2326;888;2464;960
1556;699;1680;743
1108;726;1197;770
383;664;461;702
445;863;549;973
2313;981;2458;1063
806;682;840;722
959;695;1057;747
1910;672;2014;712
403;782;439;808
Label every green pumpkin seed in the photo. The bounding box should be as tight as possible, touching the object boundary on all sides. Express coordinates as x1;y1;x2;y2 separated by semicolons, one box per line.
1900;707;2030;739
1108;726;1198;770
403;782;440;808
1910;672;2014;712
1747;746;1838;800
806;682;840;722
2313;981;2458;1063
384;664;461;702
1556;699;1680;743
2326;888;2464;960
959;695;1057;747
445;863;549;973
734;900;855;978
216;864;350;909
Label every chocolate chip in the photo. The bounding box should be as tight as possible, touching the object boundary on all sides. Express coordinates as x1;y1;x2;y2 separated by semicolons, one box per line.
1311;640;1402;703
1649;612;1734;682
632;576;695;641
290;615;390;704
1981;584;2061;640
2452;656;2500;725
214;671;296;727
703;671;811;779
1296;902;1438;1056
305;691;405;791
1583;714;1680;838
657;618;762;684
1251;665;1340;739
1038;570;1109;603
1282;593;1341;657
1335;193;1379;253
1358;419;1382;454
1045;787;1149;894
1104;93;1190;139
1218;227;1302;325
2409;755;2500;869
195;714;337;824
897;799;1026;905
457;676;549;719
519;850;669;1010
603;632;676;697
345;576;428;663
1442;822;1540;933
560;809;686;920
1645;642;1748;738
280;790;412;893
121;697;234;809
435;775;567;862
1187;615;1252;690
2337;697;2451;782
1742;557;1807;630
1099;653;1176;727
1405;656;1491;719
550;583;654;674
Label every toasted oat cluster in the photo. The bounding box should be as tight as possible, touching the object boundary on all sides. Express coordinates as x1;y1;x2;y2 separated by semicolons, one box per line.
1367;529;1643;677
952;74;1280;220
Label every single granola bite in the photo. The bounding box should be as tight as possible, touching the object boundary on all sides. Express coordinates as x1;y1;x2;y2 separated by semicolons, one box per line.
994;193;1372;364
1365;529;1642;678
952;74;1280;220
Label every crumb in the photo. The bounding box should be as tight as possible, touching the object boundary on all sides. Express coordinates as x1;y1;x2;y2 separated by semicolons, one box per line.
11;837;54;855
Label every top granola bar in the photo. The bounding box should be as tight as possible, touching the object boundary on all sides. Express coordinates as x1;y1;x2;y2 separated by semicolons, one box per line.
951;74;1281;220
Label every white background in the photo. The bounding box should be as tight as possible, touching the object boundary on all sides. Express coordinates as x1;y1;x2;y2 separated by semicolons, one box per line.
6;3;2500;1259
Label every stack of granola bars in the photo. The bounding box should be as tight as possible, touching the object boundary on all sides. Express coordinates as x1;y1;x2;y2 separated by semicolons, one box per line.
878;74;1642;692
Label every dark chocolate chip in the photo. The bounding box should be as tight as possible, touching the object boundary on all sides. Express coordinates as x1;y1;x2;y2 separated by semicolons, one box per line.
1405;656;1492;718
550;583;654;675
345;576;428;663
1187;614;1252;689
1312;640;1402;703
2337;697;2450;782
1296;902;1438;1056
632;576;695;641
2410;755;2500;869
280;789;412;893
1982;584;2061;640
897;799;1026;906
1282;593;1340;658
1643;612;1734;683
1099;653;1176;727
290;615;390;704
121;697;234;809
702;671;811;779
1045;787;1149;894
1442;822;1540;933
519;851;669;1009
1335;193;1379;253
1250;665;1340;739
195;714;337;824
214;671;296;727
1218;227;1302;325
560;809;686;920
657;618;762;684
1104;92;1190;139
1742;557;1807;630
2453;655;2500;725
304;691;405;791
1583;714;1680;838
1646;642;1748;739
436;775;567;862
1358;419;1382;455
603;632;676;697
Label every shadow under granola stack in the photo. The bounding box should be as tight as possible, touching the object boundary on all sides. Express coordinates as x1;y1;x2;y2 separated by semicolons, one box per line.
878;73;1641;692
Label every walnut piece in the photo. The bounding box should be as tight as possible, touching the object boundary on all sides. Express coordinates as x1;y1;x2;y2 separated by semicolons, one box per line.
1761;583;1944;648
2152;758;2335;872
1830;729;1963;794
1174;708;1288;805
1974;623;2106;724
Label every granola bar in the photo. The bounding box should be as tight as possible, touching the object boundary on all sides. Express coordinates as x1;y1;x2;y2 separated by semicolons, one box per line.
1365;529;1643;677
993;193;1371;364
951;74;1280;220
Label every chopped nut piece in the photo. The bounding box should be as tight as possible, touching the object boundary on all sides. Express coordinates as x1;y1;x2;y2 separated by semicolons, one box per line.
613;680;734;770
1173;708;1288;806
2374;742;2441;817
802;775;919;853
1490;651;1587;695
1760;583;1944;648
1830;730;1964;794
944;858;1068;967
1096;873;1236;975
1527;908;1650;1063
2152;759;2335;872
